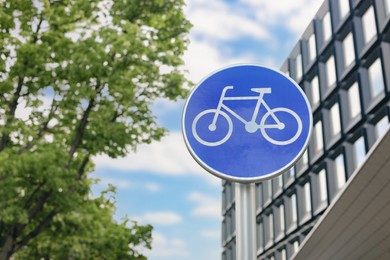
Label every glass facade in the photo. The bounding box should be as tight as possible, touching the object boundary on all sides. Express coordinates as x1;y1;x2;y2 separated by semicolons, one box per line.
347;82;361;119
222;1;390;259
342;33;355;68
362;6;376;44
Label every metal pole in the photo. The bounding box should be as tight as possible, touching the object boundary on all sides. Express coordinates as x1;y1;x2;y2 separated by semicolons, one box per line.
235;183;257;260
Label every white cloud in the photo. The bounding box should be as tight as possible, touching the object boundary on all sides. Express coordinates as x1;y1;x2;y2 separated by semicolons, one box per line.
188;192;221;219
147;232;190;258
240;0;324;35
186;0;268;43
95;176;162;192
133;211;182;226
94;132;202;175
93;132;221;186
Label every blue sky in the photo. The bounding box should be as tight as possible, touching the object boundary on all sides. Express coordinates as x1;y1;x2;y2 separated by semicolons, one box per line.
92;0;324;259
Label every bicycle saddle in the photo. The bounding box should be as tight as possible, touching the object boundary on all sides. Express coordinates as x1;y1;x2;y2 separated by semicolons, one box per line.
251;88;271;94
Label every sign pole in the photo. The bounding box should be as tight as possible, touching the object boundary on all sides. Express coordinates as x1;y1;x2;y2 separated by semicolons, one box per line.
235;183;257;260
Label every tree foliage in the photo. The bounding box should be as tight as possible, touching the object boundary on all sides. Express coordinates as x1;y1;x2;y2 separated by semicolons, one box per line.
0;0;191;258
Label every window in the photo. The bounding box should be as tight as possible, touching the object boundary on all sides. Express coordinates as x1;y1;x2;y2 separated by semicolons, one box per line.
310;76;320;107
291;194;298;225
308;34;316;62
302;149;309;165
280;248;287;260
222;188;227;210
257;220;264;253
296;53;303;80
286;193;298;233
329;102;341;136
265;212;274;248
322;12;332;43
263;180;272;206
275;203;286;241
299;182;312;224
318;169;328;203
313;120;324;156
353;136;366;168
347;82;361;119
342;33;355;68
296;149;309;174
304;182;312;214
273;174;283;197
226;212;232;239
284;166;295;187
292;240;300;254
278;204;285;235
339;0;350;19
256;183;263;210
362;6;376;44
334;153;346;191
222;220;227;242
326;55;336;87
375;116;389;139
231;207;236;235
368;58;385;98
275;204;286;240
386;0;390;15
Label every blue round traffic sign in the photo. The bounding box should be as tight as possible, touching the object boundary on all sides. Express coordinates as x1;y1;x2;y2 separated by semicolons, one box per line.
182;64;312;183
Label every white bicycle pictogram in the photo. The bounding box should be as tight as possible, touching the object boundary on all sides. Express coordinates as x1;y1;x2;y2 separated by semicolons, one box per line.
192;86;303;146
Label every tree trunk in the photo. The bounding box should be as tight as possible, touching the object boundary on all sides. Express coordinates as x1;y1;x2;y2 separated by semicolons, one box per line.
0;234;15;260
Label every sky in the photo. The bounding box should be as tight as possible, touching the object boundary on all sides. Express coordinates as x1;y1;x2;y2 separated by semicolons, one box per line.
92;0;325;259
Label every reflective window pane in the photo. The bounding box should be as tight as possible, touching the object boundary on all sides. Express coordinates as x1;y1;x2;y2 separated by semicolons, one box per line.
304;182;312;213
330;102;341;135
386;0;390;15
339;0;350;19
362;6;376;44
257;221;264;252
281;249;287;260
296;54;302;80
353;136;366;168
348;82;361;119
368;58;385;98
342;33;355;68
326;56;336;87
310;76;320;107
322;12;332;42
335;154;346;191
291;194;298;224
288;166;295;178
308;34;316;62
293;241;300;253
375;116;389;139
314;121;324;155
318;169;328;202
302;149;309;165
279;204;285;234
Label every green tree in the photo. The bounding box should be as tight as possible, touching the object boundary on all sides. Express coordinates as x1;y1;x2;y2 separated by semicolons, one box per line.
0;0;191;259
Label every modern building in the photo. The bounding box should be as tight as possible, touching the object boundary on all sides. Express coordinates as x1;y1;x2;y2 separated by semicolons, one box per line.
221;0;390;259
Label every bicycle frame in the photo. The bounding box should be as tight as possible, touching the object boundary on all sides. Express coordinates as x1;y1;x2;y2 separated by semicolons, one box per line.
211;86;282;130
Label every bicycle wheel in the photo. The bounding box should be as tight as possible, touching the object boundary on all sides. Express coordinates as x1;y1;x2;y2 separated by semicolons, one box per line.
260;107;302;145
192;109;233;146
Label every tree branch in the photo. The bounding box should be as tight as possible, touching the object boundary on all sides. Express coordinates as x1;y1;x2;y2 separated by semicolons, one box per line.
68;97;95;157
14;210;57;252
77;155;89;179
23;181;47;209
18;99;59;154
27;191;52;221
0;77;25;152
32;18;44;44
